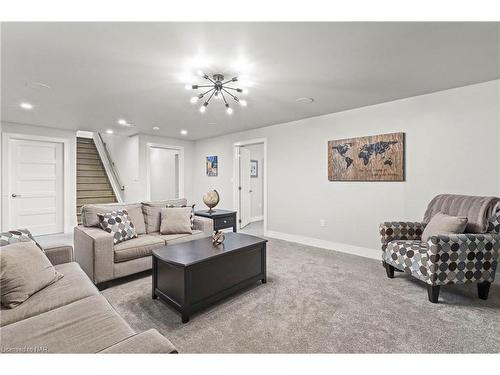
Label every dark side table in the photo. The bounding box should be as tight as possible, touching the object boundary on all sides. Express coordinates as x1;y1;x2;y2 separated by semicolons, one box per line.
195;209;237;232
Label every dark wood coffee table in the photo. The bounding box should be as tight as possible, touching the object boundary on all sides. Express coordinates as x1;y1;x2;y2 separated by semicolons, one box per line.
152;232;267;323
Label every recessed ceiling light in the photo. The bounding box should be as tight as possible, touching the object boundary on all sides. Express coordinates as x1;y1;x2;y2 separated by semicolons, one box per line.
295;97;314;104
106;129;114;134
117;119;127;125
180;130;188;135
152;126;160;131
20;102;33;110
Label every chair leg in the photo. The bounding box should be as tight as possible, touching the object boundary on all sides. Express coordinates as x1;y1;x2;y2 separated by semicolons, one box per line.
427;285;440;303
477;281;491;300
384;262;395;279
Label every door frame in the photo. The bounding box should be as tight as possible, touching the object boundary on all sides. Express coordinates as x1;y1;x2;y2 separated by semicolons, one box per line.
232;138;267;235
145;142;184;201
1;133;71;233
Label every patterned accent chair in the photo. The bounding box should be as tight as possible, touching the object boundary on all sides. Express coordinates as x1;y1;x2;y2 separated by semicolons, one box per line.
380;196;500;303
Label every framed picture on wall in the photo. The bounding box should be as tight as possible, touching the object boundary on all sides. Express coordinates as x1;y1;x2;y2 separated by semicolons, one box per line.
250;160;258;178
328;132;405;181
206;156;218;176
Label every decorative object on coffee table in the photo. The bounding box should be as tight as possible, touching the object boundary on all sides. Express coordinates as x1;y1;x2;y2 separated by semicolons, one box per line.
206;156;218;176
195;209;237;232
212;230;225;245
202;189;220;213
152;233;267;323
328;132;405;181
250;160;258;177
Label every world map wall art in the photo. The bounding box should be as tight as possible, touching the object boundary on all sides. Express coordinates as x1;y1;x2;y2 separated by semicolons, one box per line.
328;132;405;181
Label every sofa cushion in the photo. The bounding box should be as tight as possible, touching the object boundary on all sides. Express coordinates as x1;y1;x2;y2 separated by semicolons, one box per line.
160;207;193;234
142;198;187;233
384;240;430;283
0;262;98;327
0;294;135;353
1;242;63;309
150;230;207;245
98;209;138;245
421;212;468;242
81;203;146;235
113;234;165;263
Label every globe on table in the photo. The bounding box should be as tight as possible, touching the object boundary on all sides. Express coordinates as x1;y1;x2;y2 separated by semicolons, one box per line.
202;189;220;213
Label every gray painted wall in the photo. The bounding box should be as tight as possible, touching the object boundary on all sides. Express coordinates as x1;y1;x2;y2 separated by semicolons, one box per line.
192;80;500;254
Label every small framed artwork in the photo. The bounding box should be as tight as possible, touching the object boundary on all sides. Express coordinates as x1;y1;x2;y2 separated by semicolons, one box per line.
250;160;258;178
206;156;218;177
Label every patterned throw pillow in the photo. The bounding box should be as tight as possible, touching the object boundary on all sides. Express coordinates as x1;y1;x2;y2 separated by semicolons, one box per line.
166;203;195;229
97;210;138;245
0;229;43;250
487;208;500;233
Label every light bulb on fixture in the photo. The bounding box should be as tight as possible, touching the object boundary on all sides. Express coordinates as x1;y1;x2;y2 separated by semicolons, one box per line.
20;102;33;110
200;103;207;113
239;100;247;107
190;96;198;104
242;88;249;94
184;84;192;90
226;104;233;115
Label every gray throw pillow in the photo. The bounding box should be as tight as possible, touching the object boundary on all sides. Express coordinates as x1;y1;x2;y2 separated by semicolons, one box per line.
160;207;193;235
1;241;63;308
421;212;468;242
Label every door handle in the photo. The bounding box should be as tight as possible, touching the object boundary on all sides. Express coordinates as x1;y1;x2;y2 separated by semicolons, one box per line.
11;193;21;198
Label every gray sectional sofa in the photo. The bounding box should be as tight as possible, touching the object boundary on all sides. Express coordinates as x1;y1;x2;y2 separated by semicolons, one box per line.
74;198;213;286
0;243;177;353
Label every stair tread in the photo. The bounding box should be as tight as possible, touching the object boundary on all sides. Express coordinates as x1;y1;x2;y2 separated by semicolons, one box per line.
77;138;94;143
77;159;102;165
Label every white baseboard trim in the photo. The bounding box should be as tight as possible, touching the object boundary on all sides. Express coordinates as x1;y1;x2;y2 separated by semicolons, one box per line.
250;216;264;223
265;230;380;261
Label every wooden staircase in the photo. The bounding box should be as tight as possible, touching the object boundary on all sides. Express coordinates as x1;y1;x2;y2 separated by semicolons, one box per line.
77;137;118;224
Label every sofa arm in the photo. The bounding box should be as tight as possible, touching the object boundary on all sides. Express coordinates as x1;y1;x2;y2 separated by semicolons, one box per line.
98;329;178;354
74;225;114;284
43;245;74;265
380;221;426;251
193;216;214;236
426;233;500;285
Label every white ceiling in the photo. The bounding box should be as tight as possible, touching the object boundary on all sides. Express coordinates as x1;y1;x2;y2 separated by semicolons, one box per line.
1;22;499;140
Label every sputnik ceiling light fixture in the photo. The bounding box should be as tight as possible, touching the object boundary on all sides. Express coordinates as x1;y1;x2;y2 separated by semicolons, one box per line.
186;70;248;115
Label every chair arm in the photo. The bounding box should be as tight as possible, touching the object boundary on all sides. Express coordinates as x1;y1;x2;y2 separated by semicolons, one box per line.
380;221;426;251
426;233;500;284
98;329;178;354
74;225;114;284
193;216;214;236
43;244;74;265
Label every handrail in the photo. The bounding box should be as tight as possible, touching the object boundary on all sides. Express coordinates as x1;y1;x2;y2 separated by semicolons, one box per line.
94;132;125;201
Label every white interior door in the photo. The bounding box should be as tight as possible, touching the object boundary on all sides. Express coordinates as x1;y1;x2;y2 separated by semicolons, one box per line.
149;147;180;200
239;147;251;229
8;139;64;235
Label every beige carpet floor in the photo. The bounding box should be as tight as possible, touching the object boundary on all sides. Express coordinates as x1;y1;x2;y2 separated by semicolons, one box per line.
102;237;500;353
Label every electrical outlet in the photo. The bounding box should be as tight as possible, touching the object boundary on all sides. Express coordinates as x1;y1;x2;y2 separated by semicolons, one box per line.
320;219;326;227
